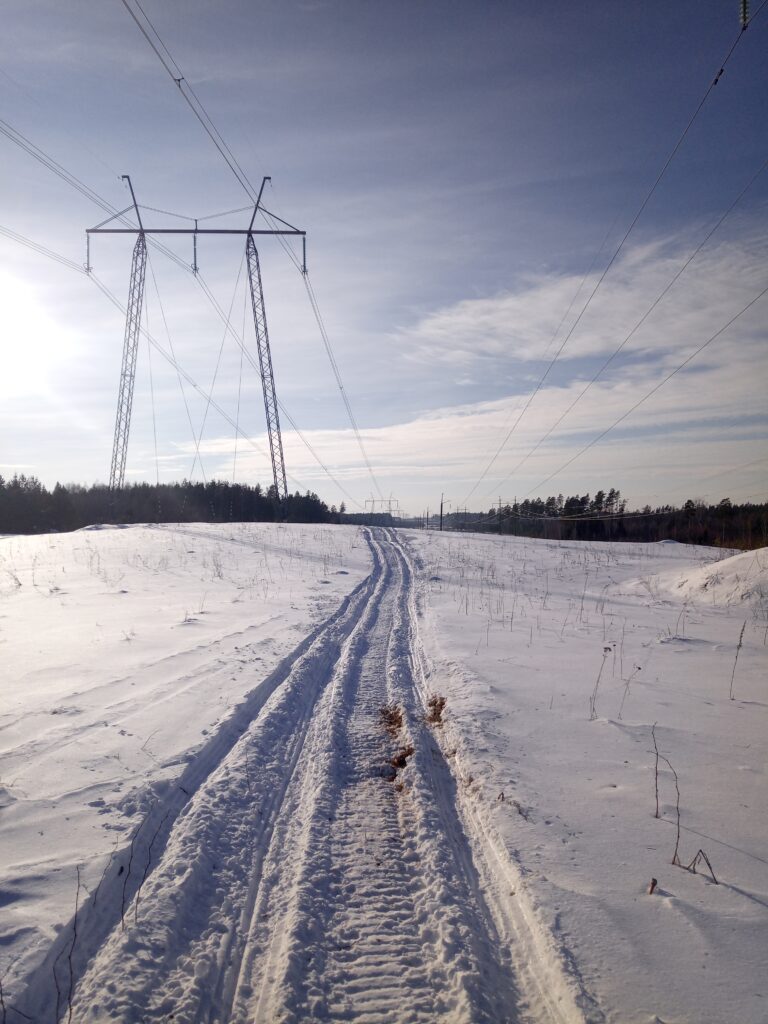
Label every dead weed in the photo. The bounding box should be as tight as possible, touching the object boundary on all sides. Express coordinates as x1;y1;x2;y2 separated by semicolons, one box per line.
425;694;446;726
379;703;404;736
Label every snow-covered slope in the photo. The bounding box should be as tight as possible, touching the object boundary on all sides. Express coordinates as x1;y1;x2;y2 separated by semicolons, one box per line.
406;531;767;1024
652;544;768;607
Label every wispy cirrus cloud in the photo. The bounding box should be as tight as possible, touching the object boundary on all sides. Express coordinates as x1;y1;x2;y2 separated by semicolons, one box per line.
396;230;768;370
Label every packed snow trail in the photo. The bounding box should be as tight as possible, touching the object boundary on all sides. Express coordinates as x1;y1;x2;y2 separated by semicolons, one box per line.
21;529;585;1023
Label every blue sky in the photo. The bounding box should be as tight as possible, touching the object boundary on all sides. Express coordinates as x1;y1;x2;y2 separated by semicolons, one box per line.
1;0;766;514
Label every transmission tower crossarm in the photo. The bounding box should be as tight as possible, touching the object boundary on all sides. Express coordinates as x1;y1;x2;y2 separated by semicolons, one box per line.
86;228;304;235
246;234;288;501
109;230;147;489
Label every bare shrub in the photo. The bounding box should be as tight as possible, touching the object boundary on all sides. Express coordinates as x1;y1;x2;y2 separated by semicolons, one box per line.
389;745;414;771
426;695;446;726
379;704;403;736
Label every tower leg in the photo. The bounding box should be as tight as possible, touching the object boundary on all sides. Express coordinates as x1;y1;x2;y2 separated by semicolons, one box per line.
246;235;288;501
109;232;147;490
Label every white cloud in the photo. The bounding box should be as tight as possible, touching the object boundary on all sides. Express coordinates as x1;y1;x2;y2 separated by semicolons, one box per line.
396;233;768;368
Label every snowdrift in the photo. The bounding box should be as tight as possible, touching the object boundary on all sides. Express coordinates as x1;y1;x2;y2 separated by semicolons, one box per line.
655;545;768;607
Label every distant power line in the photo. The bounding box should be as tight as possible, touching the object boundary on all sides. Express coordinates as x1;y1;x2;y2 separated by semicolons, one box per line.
462;4;767;506
521;281;768;498
490;153;768;495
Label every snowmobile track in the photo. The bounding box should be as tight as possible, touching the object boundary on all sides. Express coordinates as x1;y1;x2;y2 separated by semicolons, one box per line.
17;528;587;1024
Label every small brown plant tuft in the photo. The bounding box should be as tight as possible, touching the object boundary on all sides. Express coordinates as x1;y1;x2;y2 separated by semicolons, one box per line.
379;703;404;736
426;694;447;726
389;745;414;771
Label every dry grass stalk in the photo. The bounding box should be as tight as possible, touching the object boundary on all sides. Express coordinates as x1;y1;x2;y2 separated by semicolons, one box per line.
729;620;746;700
426;695;446;726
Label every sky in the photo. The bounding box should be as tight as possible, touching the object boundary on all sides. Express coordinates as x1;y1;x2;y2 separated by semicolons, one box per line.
1;0;767;516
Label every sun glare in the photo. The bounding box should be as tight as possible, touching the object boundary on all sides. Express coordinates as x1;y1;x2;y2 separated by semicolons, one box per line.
0;271;78;399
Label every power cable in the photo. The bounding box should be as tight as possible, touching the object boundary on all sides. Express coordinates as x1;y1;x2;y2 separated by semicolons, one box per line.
0;218;361;502
143;294;160;485
88;272;301;485
463;213;623;503
189;252;246;478
0;118;116;218
0;223;84;274
0;114;362;507
493;153;768;493
190;270;364;508
303;272;386;500
118;0;383;501
145;250;206;481
120;0;261;201
522;281;768;498
461;4;767;505
232;280;248;483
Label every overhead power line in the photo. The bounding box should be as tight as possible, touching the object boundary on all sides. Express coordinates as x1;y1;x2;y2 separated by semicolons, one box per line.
0;223;84;274
522;281;768;498
462;3;767;506
303;273;385;500
0;219;364;508
119;0;385;501
462;214;622;504
0;115;363;507
491;153;768;494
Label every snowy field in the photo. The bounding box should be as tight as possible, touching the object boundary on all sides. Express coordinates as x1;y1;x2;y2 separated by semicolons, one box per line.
1;524;766;1023
407;530;768;1024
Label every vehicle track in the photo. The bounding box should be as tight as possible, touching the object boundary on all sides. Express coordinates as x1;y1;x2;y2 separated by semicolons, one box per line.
25;529;586;1023
228;530;521;1023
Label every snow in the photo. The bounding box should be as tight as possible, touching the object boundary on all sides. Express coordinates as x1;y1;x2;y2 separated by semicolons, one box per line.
406;530;768;1024
0;523;370;1006
1;524;766;1023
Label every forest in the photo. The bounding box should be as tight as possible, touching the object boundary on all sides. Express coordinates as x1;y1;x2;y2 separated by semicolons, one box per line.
0;475;337;534
473;488;768;548
1;475;765;549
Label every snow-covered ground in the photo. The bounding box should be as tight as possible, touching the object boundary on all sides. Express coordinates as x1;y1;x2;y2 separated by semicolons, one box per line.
1;524;766;1022
407;531;768;1024
0;523;370;1011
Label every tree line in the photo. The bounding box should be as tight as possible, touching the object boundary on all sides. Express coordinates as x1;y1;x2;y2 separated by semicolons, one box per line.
0;475;344;535
468;489;767;549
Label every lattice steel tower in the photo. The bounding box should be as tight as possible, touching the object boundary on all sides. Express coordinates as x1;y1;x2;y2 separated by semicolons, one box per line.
108;177;147;490
87;176;305;499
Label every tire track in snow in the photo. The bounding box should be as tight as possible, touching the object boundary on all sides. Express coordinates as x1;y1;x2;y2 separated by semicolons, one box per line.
13;536;381;1023
228;530;521;1023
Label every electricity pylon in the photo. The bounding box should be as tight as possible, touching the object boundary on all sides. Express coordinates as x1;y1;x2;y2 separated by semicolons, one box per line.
109;213;146;490
246;235;287;499
87;175;305;498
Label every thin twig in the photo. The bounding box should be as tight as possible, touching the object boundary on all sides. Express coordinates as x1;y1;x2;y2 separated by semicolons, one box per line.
651;722;660;818
729;620;746;700
67;866;81;1024
686;848;719;884
589;650;608;720
134;809;171;925
121;812;151;931
658;753;681;865
91;837;120;907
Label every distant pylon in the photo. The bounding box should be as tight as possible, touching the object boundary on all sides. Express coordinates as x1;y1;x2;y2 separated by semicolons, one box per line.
247;235;288;501
109;230;147;489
